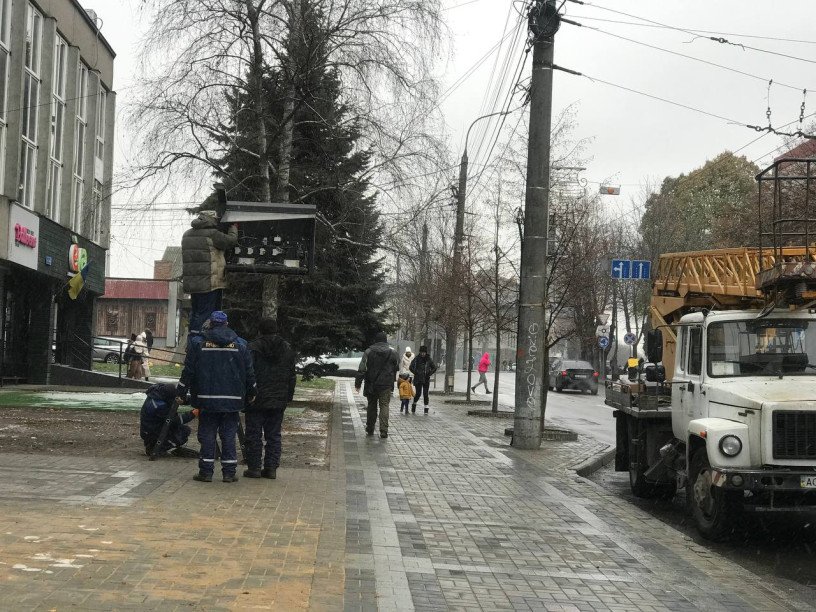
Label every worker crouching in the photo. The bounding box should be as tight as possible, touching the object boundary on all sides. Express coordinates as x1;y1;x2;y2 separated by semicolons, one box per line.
176;310;256;483
140;383;199;458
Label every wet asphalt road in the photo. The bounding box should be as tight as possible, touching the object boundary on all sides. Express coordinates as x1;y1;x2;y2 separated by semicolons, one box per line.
589;464;816;593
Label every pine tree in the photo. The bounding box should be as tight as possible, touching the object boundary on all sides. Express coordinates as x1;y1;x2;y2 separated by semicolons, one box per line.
211;65;389;357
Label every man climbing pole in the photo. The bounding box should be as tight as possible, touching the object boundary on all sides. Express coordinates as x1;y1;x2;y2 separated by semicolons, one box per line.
181;210;238;336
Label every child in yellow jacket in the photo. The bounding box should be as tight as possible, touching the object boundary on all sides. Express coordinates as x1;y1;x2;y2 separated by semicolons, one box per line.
398;373;414;414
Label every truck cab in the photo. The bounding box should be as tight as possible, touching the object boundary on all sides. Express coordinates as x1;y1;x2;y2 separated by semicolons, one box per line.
673;310;816;472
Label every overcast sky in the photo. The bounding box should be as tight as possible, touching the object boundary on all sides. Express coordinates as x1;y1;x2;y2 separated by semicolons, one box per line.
99;0;816;277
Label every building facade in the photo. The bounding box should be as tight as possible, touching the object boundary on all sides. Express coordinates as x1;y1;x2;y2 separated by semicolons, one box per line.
0;0;114;382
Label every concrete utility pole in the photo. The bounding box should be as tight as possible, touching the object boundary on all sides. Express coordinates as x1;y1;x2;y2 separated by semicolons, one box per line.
445;110;517;393
513;0;560;449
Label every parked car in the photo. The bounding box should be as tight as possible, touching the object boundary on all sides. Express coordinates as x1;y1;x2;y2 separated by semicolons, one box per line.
549;359;599;394
93;337;128;363
299;352;365;378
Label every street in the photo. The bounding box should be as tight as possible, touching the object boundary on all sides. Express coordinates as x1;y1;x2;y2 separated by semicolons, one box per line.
448;369;616;446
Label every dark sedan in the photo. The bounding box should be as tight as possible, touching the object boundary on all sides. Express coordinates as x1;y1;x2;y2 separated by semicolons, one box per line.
549;359;599;395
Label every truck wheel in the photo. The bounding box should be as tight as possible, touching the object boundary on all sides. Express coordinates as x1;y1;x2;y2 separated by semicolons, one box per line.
687;447;739;541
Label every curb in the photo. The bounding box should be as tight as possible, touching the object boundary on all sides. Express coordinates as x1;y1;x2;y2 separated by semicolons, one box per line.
573;447;616;478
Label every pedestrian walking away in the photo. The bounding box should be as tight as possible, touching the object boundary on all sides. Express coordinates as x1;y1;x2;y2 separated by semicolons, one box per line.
176;310;256;483
137;332;151;381
355;332;399;438
472;352;492;394
243;318;297;480
409;345;437;413
140;383;199;458
128;333;147;380
400;346;414;378
181;210;238;337
398;373;413;414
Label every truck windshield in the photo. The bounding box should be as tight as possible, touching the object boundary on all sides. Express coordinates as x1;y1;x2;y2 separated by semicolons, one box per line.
707;320;816;377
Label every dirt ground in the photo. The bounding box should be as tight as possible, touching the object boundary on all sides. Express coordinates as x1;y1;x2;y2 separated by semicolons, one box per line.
0;403;332;469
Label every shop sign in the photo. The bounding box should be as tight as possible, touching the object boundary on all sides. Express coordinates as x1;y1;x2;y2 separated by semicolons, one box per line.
8;203;39;270
69;243;88;273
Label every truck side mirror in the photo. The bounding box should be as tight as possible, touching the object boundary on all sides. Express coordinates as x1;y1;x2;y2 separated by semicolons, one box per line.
646;329;663;364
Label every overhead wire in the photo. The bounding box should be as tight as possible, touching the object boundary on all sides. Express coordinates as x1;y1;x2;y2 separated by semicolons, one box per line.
565;15;816;46
567;0;816;67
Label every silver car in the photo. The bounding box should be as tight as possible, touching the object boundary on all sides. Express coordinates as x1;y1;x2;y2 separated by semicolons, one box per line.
93;337;128;363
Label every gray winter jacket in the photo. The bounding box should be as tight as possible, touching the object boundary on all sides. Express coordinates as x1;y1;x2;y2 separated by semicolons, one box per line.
355;342;400;396
181;213;238;294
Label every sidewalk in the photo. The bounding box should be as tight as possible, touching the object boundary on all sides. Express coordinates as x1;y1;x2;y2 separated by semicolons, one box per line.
0;380;812;610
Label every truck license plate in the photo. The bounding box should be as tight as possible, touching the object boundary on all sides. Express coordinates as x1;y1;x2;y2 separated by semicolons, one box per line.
801;476;816;489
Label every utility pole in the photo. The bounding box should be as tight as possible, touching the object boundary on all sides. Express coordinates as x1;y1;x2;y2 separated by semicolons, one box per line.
513;0;560;449
445;109;517;393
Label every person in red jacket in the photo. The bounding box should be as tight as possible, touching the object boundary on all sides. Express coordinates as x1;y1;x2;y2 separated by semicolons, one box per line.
472;352;492;394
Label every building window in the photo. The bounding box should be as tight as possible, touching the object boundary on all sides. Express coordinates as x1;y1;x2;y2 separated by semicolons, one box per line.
85;179;102;243
95;85;106;173
0;0;11;191
47;36;68;222
19;3;42;209
71;61;88;232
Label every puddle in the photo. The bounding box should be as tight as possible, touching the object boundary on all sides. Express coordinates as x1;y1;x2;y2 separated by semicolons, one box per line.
0;391;144;412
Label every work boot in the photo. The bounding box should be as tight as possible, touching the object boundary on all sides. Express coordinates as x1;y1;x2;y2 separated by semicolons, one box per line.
243;468;262;478
193;472;212;482
261;467;277;479
222;474;239;483
380;432;388;439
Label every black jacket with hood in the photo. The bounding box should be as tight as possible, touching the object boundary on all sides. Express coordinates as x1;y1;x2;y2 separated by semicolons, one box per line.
247;334;297;412
181;212;238;294
355;338;400;396
409;354;437;384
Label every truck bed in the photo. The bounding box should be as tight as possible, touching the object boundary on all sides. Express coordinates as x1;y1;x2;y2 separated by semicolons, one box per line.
605;381;672;420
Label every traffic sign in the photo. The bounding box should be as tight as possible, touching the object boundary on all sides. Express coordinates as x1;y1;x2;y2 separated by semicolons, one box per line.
611;259;651;280
600;184;621;195
598;336;609;349
595;325;609;337
632;260;651;280
623;332;637;345
611;259;631;279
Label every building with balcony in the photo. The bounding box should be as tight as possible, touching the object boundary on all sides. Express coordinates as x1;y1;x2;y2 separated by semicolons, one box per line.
0;0;115;382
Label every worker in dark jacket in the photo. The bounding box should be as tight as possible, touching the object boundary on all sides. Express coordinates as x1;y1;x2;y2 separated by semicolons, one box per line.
355;332;399;438
140;383;199;458
176;310;256;482
181;210;238;335
243;318;297;480
409;345;437;413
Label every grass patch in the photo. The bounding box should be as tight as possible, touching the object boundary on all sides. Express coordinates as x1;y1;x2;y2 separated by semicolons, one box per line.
93;362;182;378
298;376;336;391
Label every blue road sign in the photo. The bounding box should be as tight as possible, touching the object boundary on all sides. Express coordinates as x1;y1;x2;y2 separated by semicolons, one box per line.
623;332;637;345
632;260;651;280
598;336;610;349
611;259;631;279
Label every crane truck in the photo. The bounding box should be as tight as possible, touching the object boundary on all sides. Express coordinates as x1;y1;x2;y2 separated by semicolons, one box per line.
607;156;816;539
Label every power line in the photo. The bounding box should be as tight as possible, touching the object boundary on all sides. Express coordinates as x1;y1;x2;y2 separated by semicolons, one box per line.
568;15;816;46
568;0;816;67
565;20;814;93
443;0;484;10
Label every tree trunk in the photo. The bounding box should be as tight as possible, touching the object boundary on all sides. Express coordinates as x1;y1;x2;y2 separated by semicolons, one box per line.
466;325;473;402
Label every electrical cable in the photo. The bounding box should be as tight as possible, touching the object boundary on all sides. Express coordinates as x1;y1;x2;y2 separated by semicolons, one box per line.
565;20;814;93
568;0;816;67
568;15;816;46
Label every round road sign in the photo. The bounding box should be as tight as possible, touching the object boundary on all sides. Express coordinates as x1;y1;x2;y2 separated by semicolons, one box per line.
598;336;609;349
624;332;637;345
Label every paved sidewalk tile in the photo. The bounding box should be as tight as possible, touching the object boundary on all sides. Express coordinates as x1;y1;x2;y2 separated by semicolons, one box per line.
0;381;814;610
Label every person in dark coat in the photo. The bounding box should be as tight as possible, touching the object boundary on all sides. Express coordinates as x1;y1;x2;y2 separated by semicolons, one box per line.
409;345;437;413
140;383;199;457
181;210;238;335
355;332;399;438
176;310;256;482
243;318;297;480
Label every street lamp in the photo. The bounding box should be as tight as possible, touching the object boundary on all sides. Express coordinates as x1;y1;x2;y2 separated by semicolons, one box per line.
444;109;516;392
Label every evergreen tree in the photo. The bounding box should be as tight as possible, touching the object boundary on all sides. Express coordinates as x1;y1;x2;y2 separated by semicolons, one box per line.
211;65;389;357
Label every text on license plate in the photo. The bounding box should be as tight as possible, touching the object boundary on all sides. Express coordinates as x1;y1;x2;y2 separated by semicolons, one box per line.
800;476;816;488
574;375;586;379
